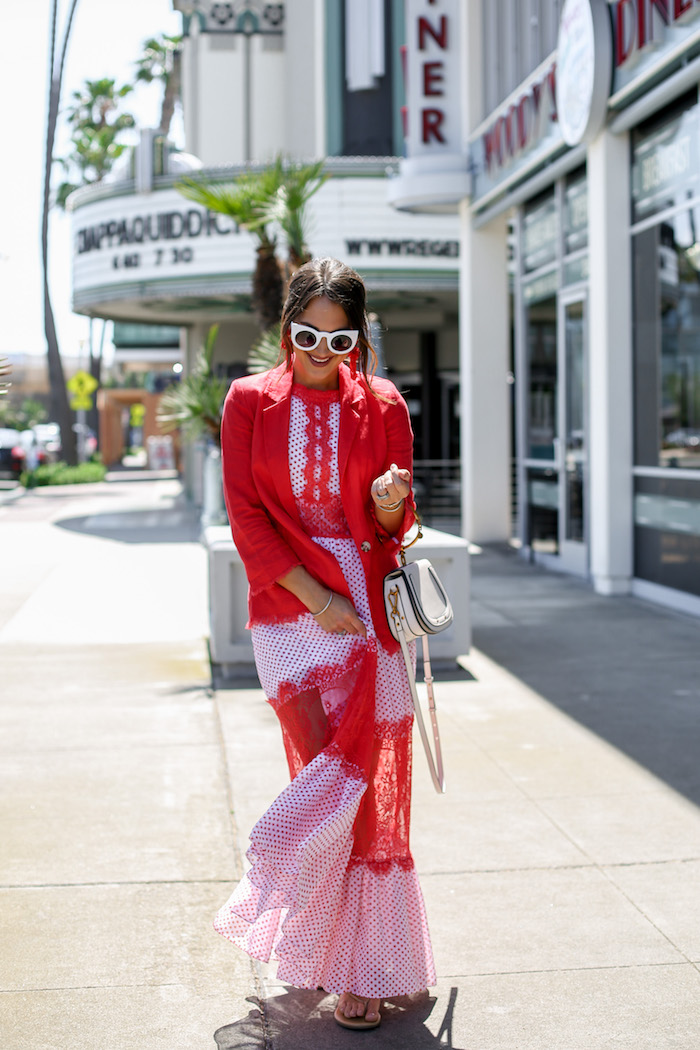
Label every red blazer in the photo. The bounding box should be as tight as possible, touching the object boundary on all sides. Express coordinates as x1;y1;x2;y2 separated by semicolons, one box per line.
220;362;416;652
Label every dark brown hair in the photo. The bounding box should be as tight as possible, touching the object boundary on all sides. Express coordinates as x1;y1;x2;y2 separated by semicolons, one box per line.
279;257;379;383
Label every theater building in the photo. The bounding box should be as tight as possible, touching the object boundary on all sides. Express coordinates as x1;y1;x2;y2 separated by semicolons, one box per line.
391;0;700;615
68;1;464;525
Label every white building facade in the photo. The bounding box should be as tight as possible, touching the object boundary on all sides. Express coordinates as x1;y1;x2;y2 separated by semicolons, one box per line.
68;0;465;524
390;0;700;616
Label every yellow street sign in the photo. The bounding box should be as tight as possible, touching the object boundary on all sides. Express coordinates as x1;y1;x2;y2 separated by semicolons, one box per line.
67;370;99;399
130;403;146;427
70;395;93;411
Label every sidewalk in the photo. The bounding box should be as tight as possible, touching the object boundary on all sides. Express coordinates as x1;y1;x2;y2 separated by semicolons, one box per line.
1;479;699;1049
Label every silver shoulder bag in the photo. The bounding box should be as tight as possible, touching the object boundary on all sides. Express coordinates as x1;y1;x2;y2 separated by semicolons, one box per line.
383;516;453;793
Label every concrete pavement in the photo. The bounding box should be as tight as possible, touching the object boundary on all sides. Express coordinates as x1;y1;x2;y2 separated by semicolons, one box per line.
1;477;700;1049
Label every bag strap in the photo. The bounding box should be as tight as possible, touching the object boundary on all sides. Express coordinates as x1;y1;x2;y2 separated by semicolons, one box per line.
398;510;423;566
394;617;446;794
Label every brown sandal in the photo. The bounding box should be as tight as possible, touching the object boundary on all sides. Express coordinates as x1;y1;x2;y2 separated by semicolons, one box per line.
334;994;382;1031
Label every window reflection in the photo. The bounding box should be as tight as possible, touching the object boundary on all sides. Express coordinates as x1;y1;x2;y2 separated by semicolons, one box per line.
634;206;700;470
526;294;557;459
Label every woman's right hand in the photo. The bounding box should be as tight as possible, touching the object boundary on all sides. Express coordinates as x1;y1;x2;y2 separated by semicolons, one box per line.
314;592;367;638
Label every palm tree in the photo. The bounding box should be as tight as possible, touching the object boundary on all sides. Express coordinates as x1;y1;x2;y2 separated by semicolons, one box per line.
264;158;326;273
55;78;135;207
43;0;79;465
178;166;284;332
157;326;228;447
177;156;327;333
134;34;183;136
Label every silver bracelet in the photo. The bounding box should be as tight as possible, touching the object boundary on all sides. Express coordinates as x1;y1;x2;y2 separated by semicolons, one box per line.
378;498;404;512
311;592;333;616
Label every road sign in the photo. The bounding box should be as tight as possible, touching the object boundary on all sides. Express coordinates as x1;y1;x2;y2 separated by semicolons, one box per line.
67;370;99;398
70;396;93;411
130;403;146;427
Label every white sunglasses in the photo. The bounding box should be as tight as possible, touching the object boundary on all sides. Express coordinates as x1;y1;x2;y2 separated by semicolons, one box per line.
290;321;359;355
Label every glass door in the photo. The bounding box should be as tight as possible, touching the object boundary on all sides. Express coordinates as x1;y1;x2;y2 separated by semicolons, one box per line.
557;293;588;574
522;290;588;573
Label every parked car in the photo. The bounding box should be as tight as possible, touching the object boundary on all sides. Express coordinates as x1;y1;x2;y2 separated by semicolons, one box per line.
0;428;50;479
31;422;61;462
0;428;27;479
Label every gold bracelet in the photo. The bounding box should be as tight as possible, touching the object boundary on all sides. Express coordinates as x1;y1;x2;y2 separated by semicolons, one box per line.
378;498;404;512
311;592;333;616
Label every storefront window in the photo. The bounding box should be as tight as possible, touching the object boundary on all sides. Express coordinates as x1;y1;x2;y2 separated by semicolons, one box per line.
635;476;700;596
631;91;700;224
527;467;559;554
523;192;558;273
564;169;588;254
525;292;557;459
633;208;700;471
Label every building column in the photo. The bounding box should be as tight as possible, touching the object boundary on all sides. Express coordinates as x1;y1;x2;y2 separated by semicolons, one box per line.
587;129;633;595
459;203;511;543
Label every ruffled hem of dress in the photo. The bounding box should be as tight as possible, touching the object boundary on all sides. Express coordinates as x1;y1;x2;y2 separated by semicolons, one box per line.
214;853;436;998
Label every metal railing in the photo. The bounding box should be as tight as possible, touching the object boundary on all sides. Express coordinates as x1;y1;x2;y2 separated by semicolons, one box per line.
412;459;462;535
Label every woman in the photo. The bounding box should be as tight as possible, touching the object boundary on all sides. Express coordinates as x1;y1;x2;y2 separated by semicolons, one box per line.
215;257;435;1030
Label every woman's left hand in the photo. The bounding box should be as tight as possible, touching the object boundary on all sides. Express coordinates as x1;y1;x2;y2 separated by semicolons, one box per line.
371;462;411;509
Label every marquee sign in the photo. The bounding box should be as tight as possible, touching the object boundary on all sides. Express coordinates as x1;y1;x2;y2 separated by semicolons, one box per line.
71;179;461;311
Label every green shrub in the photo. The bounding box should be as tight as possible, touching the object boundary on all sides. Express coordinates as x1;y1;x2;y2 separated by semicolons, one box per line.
21;461;107;488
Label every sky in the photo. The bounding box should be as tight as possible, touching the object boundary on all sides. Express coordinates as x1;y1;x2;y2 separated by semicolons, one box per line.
0;0;183;365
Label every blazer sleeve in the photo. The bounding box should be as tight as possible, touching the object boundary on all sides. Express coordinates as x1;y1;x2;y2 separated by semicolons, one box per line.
220;381;301;594
369;387;417;548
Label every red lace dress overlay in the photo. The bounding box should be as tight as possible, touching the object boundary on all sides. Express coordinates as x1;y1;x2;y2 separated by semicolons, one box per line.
214;382;436;998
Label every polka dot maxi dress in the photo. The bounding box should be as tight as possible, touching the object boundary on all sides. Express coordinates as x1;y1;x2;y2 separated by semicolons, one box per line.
214;382;436;999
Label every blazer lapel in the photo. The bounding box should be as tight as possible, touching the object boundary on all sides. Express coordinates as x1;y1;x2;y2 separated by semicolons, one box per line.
261;366;298;522
338;365;364;482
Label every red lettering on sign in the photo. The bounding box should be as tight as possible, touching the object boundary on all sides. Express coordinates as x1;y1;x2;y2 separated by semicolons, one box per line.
422;108;446;144
532;79;542;116
547;66;558;120
636;0;648;47
675;0;693;14
423;61;445;95
616;0;637;65
650;0;671;21
517;95;530;150
418;15;448;49
483;119;502;170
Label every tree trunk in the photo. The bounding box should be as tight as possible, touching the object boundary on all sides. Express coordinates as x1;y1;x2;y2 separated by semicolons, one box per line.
160;50;181;136
42;0;80;465
252;245;284;331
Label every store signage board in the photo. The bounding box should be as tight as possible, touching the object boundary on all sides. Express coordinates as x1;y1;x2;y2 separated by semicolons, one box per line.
470;0;700;209
556;0;613;145
71;181;461;302
387;0;470;212
403;0;462;156
612;0;700;101
470;58;562;207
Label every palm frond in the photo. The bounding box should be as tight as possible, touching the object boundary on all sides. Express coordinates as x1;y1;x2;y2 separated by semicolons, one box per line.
0;356;11;395
247;323;283;374
177;177;276;249
157;325;227;445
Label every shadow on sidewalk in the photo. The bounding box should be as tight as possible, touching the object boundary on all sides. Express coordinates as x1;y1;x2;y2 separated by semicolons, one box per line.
214;987;462;1049
472;544;700;807
54;507;201;543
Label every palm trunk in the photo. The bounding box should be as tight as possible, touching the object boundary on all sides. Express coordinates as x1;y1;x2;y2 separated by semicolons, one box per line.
252;244;284;331
42;0;80;465
159;50;181;135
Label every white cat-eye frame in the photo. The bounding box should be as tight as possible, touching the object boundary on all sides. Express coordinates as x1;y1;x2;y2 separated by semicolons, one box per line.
290;321;359;355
